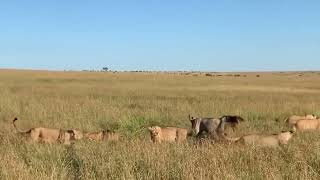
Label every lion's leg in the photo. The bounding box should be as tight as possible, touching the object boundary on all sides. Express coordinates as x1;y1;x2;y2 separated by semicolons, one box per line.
29;130;40;143
62;133;72;145
155;136;161;143
175;131;180;143
176;134;182;143
292;125;297;132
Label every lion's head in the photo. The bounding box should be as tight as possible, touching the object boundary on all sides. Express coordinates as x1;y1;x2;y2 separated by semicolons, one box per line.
278;131;294;145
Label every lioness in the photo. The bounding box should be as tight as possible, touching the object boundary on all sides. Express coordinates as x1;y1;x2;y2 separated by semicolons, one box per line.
285;114;317;127
227;131;294;147
293;119;320;131
85;130;119;141
148;126;188;143
189;115;242;140
13;117;83;144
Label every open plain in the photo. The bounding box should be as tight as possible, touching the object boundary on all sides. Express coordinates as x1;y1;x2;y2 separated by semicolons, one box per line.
1;69;320;179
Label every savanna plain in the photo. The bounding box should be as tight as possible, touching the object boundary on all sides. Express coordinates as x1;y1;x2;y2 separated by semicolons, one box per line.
1;69;320;180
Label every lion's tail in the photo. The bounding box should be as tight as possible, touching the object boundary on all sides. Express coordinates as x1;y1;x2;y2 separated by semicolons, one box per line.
12;117;30;134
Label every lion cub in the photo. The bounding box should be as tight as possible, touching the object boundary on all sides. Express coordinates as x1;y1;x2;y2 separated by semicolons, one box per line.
229;131;294;147
148;126;188;143
85;130;119;141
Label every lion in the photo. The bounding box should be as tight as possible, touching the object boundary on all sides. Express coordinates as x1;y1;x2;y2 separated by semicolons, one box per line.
12;117;83;144
85;130;119;141
285;114;317;127
148;126;188;143
226;131;294;147
293;118;320;131
85;131;104;141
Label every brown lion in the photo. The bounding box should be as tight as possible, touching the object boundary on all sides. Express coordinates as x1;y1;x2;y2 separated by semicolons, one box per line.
293;119;320;131
13;117;83;145
227;131;294;147
85;130;119;141
148;126;188;143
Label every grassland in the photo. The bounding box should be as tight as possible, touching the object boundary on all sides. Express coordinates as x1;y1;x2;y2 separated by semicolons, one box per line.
1;69;320;180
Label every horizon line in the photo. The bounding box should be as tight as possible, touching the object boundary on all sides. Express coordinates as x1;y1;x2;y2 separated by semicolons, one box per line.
0;68;319;73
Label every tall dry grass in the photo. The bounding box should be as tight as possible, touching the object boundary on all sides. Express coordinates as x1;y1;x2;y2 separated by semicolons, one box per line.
0;69;320;179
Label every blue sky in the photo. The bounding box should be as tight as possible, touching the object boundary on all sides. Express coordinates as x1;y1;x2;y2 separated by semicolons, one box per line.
0;0;319;71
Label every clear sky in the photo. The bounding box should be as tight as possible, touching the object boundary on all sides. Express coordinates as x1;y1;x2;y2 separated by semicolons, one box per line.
0;0;319;72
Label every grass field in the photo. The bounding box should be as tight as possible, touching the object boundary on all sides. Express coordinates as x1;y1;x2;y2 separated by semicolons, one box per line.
1;69;320;179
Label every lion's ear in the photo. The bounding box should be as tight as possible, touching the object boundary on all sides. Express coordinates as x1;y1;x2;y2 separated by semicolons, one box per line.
148;127;153;131
67;130;75;134
189;114;198;120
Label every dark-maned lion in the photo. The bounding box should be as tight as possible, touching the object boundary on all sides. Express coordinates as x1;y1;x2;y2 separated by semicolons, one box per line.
227;131;294;147
13;117;82;145
148;126;188;143
85;130;119;141
189;115;242;140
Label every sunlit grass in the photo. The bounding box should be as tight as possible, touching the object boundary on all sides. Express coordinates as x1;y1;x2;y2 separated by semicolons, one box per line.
0;69;320;179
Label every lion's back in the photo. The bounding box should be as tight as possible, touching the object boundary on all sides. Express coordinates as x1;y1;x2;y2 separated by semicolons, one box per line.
104;132;120;141
160;128;179;141
176;128;188;142
296;119;319;130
